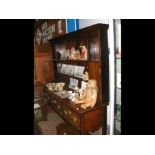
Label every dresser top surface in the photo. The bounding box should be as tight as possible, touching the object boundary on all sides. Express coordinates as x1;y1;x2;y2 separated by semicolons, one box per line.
46;89;105;114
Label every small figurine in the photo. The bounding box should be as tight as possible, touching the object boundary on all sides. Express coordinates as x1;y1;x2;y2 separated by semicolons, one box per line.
79;88;84;99
74;49;81;60
69;47;81;60
82;71;89;81
65;49;70;59
69;47;76;60
79;44;88;60
68;91;73;99
47;83;56;91
70;93;76;102
74;87;80;98
74;79;98;109
55;82;65;91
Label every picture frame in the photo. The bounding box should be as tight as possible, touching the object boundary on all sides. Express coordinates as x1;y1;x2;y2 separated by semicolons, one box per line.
69;78;78;90
57;63;62;73
66;65;75;76
64;65;70;75
60;64;67;74
64;64;69;75
74;66;85;78
81;81;88;90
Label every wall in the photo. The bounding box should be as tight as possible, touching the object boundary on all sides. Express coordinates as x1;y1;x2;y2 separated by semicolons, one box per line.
79;19;109;29
78;19;113;128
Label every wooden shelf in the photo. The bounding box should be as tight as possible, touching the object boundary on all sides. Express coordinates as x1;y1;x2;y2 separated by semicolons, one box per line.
52;59;99;63
56;72;83;80
47;24;109;134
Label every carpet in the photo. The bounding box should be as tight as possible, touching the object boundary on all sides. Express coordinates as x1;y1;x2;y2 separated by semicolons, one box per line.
38;112;64;135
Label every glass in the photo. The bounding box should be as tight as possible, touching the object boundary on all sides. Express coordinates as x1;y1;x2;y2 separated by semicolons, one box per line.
114;19;121;134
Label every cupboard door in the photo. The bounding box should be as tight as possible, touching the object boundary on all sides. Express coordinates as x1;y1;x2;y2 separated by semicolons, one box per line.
35;53;54;84
42;60;53;84
88;29;100;61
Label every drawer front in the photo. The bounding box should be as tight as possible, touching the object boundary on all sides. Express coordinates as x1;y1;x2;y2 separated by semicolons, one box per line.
63;105;70;120
49;98;81;131
68;109;80;130
52;100;63;116
56;122;80;135
83;108;103;133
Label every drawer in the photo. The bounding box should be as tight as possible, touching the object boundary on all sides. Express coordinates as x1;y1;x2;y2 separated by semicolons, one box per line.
62;105;70;119
52;101;63;115
68;109;80;130
51;99;56;107
56;122;80;135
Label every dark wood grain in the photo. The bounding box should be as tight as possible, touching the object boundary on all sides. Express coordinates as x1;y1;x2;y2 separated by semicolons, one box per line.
34;52;54;84
46;24;109;134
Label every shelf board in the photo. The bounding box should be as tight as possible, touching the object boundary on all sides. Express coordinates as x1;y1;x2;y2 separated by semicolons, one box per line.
51;59;100;63
52;59;88;62
56;72;83;80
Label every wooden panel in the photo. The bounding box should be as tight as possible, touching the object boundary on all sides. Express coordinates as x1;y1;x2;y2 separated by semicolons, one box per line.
34;19;66;53
56;122;80;135
35;52;54;84
88;29;100;60
42;60;53;84
68;109;80;129
100;27;109;103
83;108;104;133
88;62;102;102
